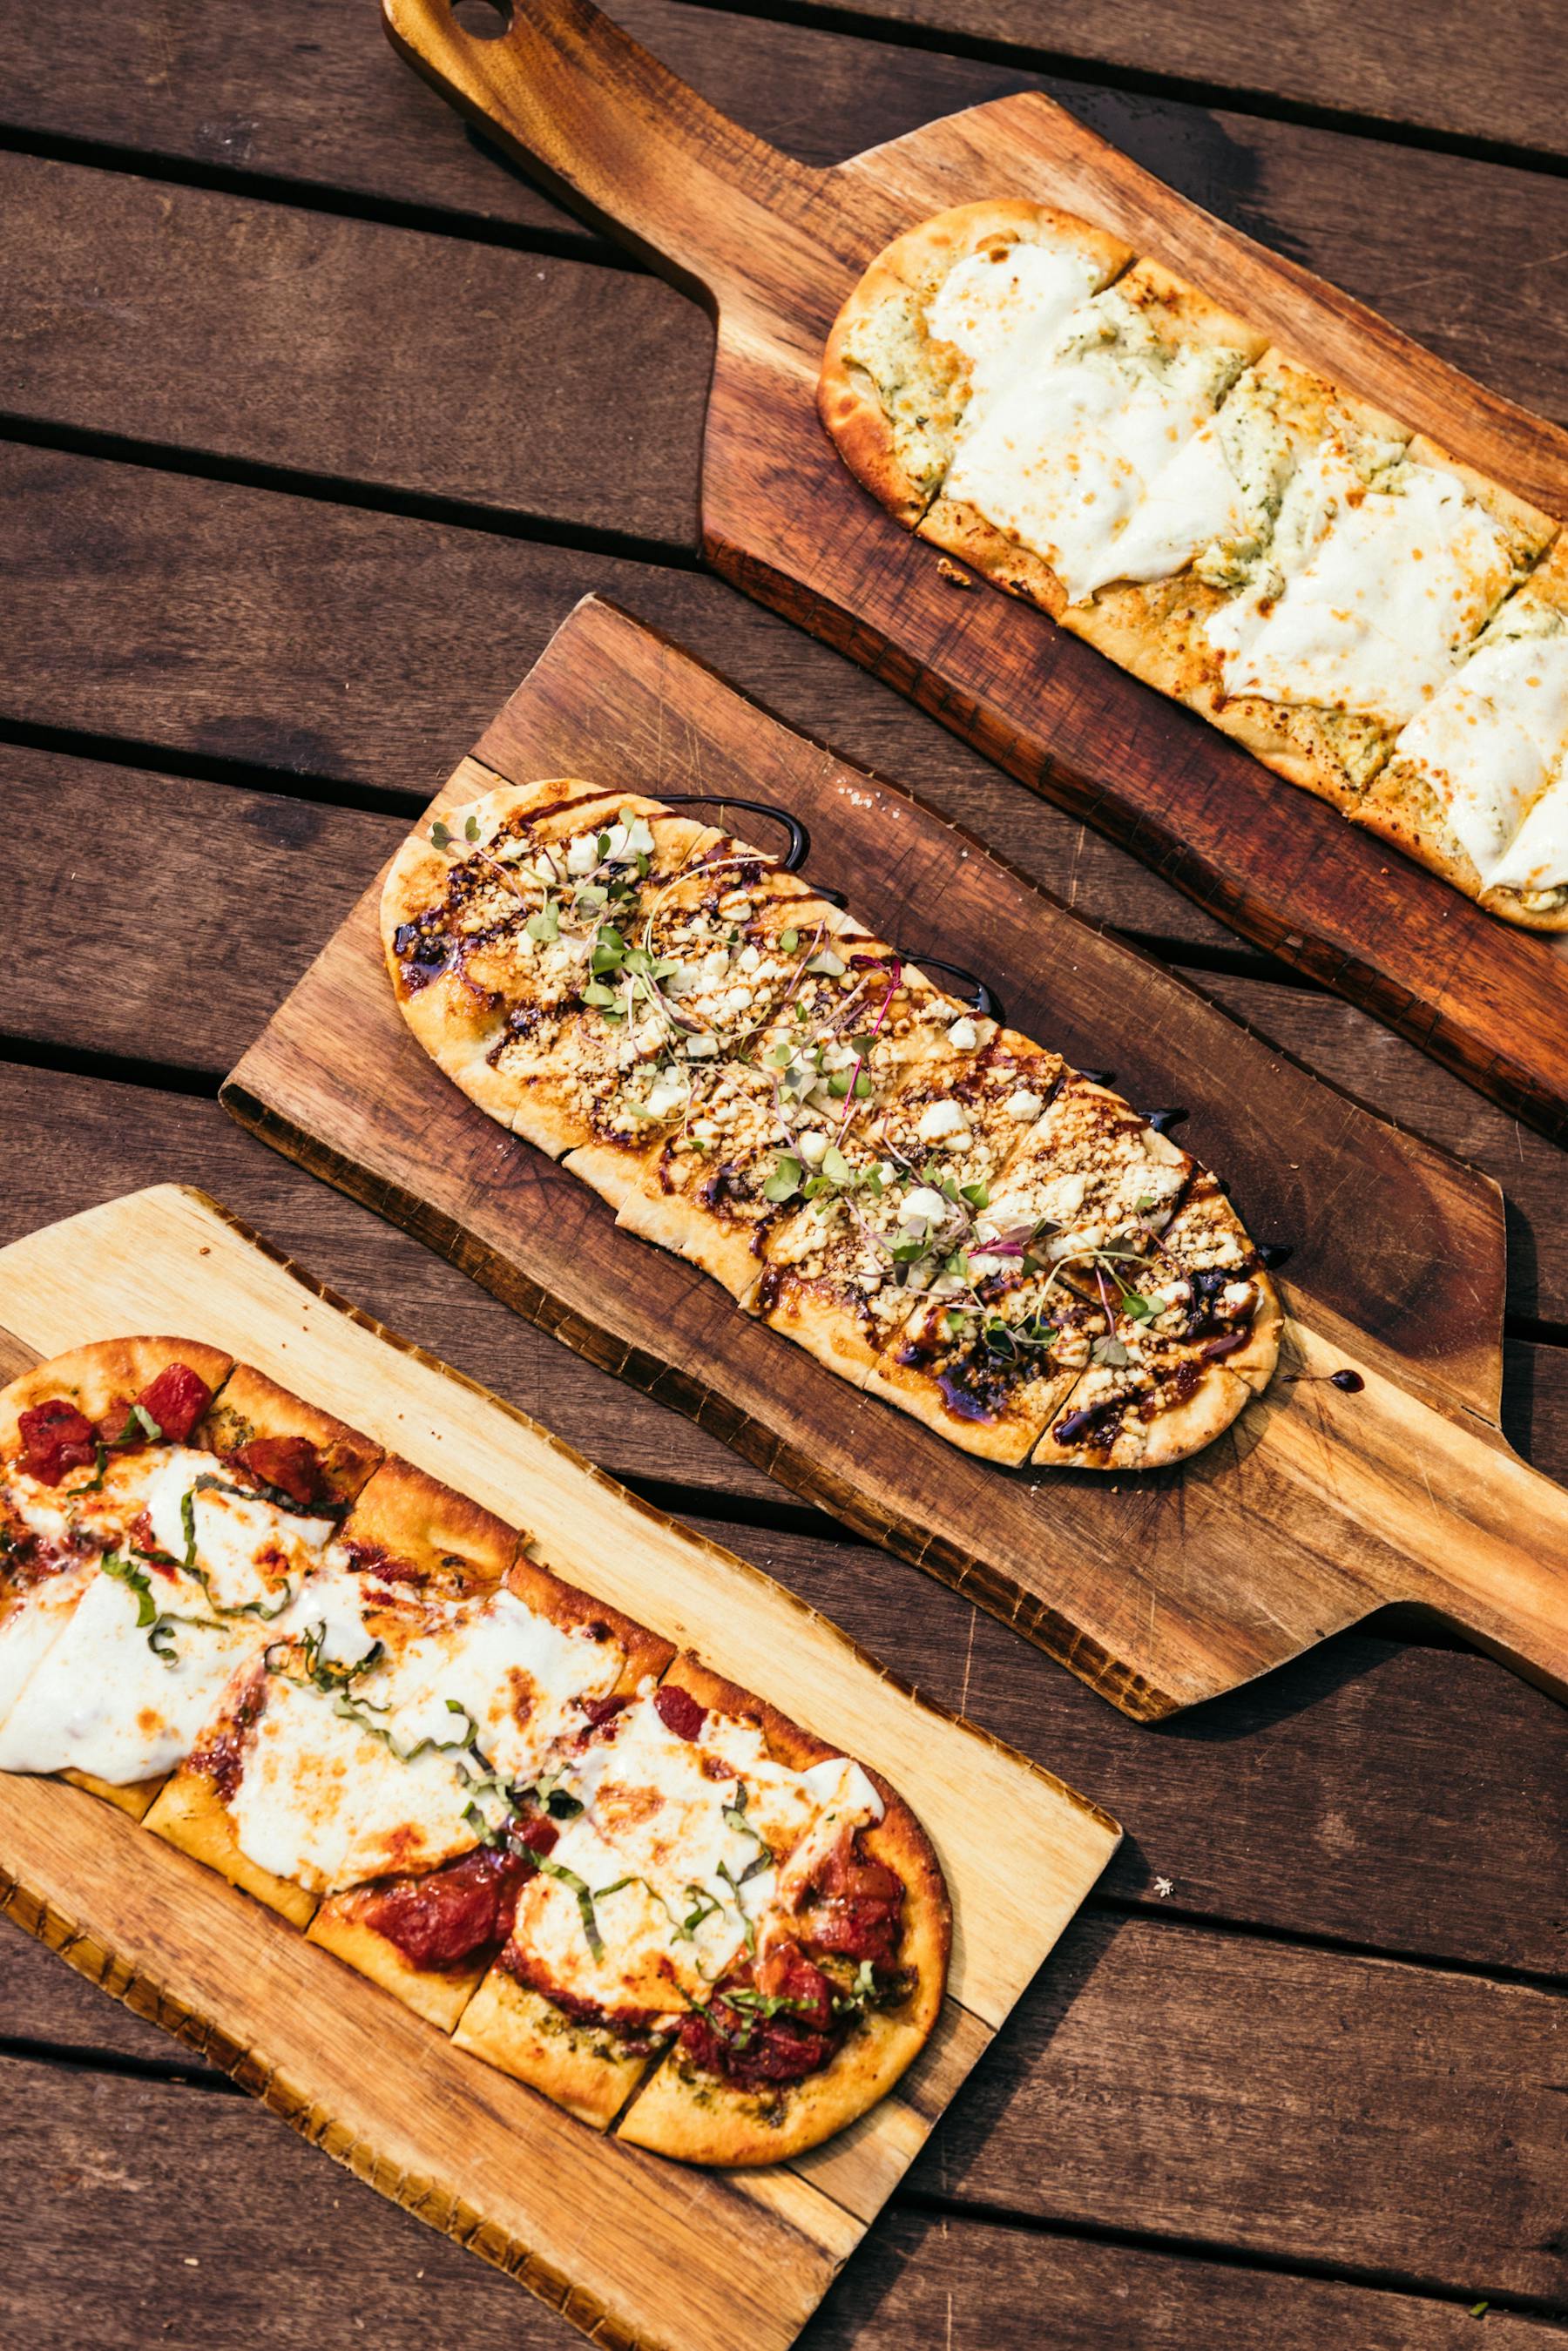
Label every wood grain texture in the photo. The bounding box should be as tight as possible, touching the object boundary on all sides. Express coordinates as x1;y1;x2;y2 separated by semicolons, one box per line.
11;2056;1559;2351
8;742;1568;1326
0;151;706;545
921;1912;1568;2305
9;0;1567;421
727;0;1568;159
0;447;1242;949
382;0;1568;1141
0;1183;1117;2351
225;595;1568;1717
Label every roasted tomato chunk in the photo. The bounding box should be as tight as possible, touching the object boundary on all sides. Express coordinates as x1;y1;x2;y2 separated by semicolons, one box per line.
233;1434;327;1507
652;1684;706;1741
135;1361;213;1443
677;1942;841;2089
798;1834;904;1967
357;1845;536;1973
17;1400;98;1487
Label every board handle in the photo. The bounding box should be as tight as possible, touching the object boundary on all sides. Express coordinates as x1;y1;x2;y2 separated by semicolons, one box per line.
1274;1328;1568;1705
382;0;826;314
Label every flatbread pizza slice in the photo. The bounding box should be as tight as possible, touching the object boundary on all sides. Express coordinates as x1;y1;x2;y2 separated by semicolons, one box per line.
0;1343;361;1821
577;936;967;1300
612;1654;950;2167
919;258;1267;622
382;780;721;1142
1192;408;1556;812
820;200;1132;528
307;1465;672;2028
1355;535;1568;928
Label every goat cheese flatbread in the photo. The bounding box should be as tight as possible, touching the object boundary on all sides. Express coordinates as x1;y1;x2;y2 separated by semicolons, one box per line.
385;781;1281;1472
821;199;1565;922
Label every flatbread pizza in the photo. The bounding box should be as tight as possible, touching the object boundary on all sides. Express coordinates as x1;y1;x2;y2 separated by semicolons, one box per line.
820;200;1566;926
382;785;1281;1472
0;1341;950;2163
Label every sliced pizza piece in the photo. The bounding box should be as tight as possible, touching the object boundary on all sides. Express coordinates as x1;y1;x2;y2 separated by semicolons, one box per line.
862;1258;1102;1464
1193;409;1555;810
1355;535;1568;928
382;780;721;1143
919;258;1267;620
308;1466;671;2026
0;1341;260;1818
1060;350;1343;719
576;937;965;1300
819;200;1132;527
612;1654;950;2167
868;1022;1067;1201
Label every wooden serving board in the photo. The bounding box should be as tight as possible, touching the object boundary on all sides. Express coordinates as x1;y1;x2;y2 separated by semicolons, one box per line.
0;1182;1119;2351
222;595;1568;1719
382;0;1568;1145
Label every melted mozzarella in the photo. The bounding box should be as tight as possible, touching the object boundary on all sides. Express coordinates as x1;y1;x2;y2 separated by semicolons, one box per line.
142;1454;335;1609
226;1671;482;1894
1076;413;1252;598
1390;632;1568;881
0;1561;94;1722
926;241;1105;405
0;1570;265;1782
222;1576;631;1895
1487;771;1568;896
1209;459;1513;726
508;1695;884;2015
0;1445;341;1783
945;350;1222;605
372;1588;624;1787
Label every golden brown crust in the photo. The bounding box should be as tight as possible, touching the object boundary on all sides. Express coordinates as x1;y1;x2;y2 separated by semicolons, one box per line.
0;1338;235;1453
1035;1358;1254;1471
505;1547;674;1694
613;1654;951;2166
61;1767;165;1821
306;1902;488;2031
145;1741;319;1929
338;1455;523;1596
202;1363;382;1507
453;1966;662;2128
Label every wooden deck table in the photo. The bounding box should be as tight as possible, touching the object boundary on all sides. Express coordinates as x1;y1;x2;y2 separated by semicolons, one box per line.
2;3;1565;2343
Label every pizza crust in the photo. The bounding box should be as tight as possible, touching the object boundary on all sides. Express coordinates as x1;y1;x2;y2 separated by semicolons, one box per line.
0;1338;235;1453
612;1655;950;2166
145;1746;319;1929
453;1965;664;2129
202;1363;383;1508
338;1454;522;1595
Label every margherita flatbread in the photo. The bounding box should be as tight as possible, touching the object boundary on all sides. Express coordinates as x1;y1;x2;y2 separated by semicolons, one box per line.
0;1341;950;2164
383;788;1281;1471
820;200;1565;924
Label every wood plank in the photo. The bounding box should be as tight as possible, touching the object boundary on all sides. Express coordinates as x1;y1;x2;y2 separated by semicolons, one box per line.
5;0;1565;429
679;0;1568;161
11;2057;1558;2351
0;151;707;546
7;743;1567;1323
922;1913;1568;2305
814;2206;1567;2347
0;446;1240;949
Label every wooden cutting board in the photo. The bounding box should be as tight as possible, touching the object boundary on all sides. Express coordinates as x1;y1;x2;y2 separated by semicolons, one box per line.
0;1182;1119;2351
222;595;1568;1719
382;0;1568;1145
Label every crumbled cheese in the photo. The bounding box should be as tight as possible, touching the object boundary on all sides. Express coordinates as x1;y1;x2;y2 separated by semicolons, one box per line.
948;1017;980;1051
1006;1088;1044;1122
916;1100;970;1144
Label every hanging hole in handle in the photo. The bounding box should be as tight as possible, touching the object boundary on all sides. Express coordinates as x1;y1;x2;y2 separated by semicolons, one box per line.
451;0;512;36
916;956;1002;1023
657;794;810;873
